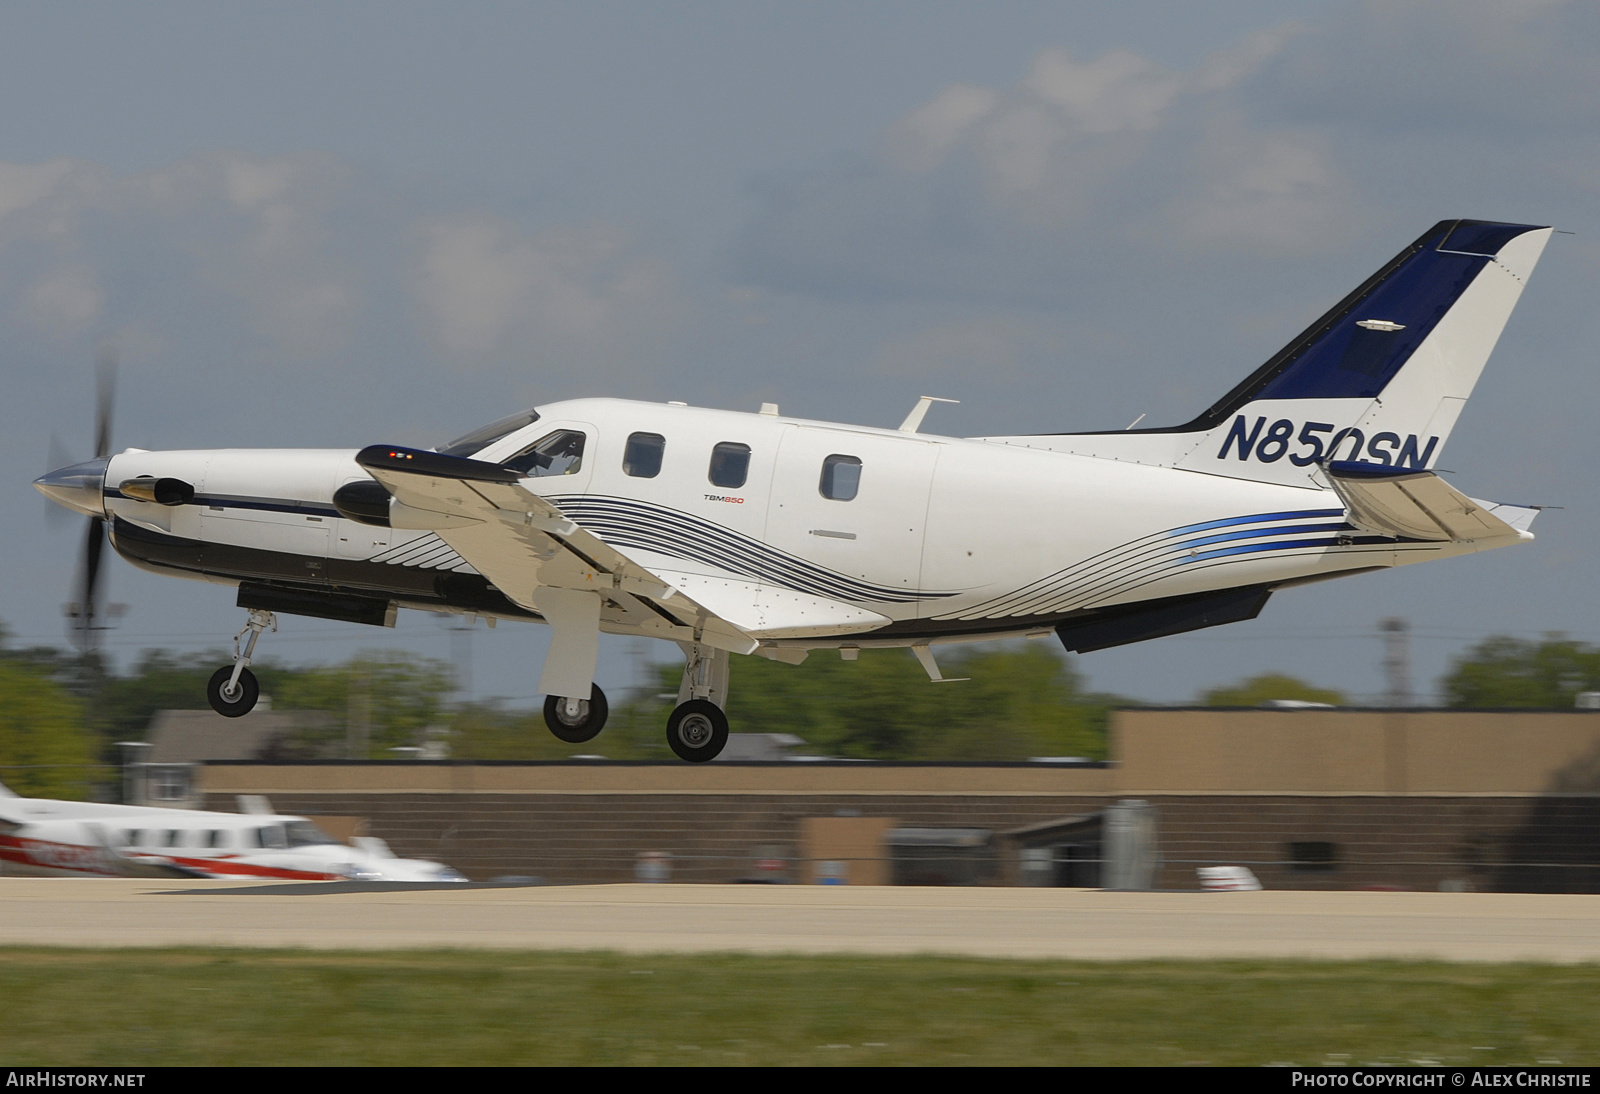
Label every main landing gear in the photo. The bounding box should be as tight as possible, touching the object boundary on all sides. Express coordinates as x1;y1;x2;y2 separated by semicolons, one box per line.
666;644;730;763
666;699;728;763
207;608;276;718
542;685;609;743
537;643;732;762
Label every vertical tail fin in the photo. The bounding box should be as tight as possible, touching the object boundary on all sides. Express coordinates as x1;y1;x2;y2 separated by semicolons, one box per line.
1169;219;1551;484
1022;221;1553;485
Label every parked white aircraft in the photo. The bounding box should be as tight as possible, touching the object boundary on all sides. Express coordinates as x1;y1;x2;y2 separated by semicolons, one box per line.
0;783;466;881
36;220;1553;761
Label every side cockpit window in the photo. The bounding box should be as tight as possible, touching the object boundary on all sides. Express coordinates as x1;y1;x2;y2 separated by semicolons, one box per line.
503;430;586;476
623;433;666;478
820;455;862;501
709;443;751;489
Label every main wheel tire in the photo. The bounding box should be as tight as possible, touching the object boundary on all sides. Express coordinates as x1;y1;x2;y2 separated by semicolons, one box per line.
543;685;609;743
665;699;729;763
207;666;260;718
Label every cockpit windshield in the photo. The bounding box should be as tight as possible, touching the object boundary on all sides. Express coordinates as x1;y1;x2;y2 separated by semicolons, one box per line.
284;821;338;848
438;408;541;458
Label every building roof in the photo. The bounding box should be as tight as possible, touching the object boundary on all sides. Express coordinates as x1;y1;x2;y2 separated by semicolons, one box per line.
146;709;334;764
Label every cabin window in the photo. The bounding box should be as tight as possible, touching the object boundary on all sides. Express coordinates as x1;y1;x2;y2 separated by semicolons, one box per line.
708;442;751;489
207;830;228;849
257;825;288;850
819;454;862;501
623;432;666;478
123;830;140;847
164;830;183;847
501;429;586;476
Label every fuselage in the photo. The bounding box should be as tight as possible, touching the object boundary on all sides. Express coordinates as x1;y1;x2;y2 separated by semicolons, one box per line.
0;796;465;881
91;397;1501;650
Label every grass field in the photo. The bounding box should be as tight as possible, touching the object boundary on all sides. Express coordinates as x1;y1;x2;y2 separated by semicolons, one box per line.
2;949;1596;1066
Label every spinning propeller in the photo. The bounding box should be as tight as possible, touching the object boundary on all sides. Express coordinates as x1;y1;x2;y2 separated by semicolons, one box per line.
35;345;124;653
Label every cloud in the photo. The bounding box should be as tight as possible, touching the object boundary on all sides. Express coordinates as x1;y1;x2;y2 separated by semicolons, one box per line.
886;84;1001;173
733;3;1600;310
412;214;682;377
0;151;687;401
870;314;1065;387
0;152;365;357
1260;0;1600;133
21;265;102;335
734;24;1346;306
0;159;79;221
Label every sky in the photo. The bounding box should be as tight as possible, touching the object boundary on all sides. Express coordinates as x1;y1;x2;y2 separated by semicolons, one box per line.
3;0;1599;709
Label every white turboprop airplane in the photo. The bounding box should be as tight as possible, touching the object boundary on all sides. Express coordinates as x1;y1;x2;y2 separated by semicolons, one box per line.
35;219;1553;762
0;782;467;881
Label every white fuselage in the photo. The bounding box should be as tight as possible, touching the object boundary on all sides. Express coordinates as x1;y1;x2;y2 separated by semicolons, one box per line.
0;796;464;881
99;397;1508;652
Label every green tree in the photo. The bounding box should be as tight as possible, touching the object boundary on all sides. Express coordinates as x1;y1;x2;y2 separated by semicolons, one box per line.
1441;635;1600;708
0;621;76;683
447;698;663;760
273;650;454;758
0;661;93;799
1202;673;1345;707
92;648;298;751
606;643;1119;761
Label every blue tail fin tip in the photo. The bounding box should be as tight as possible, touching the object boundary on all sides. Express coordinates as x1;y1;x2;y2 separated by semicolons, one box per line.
1181;219;1547;425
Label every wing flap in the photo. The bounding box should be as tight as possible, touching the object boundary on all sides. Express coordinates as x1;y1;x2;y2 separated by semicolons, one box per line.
651;569;890;639
1325;462;1523;542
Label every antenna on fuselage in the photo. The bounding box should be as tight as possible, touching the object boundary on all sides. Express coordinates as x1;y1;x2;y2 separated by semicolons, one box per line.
898;396;959;434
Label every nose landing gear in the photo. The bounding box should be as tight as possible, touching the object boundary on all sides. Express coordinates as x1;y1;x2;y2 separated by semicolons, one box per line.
207;608;276;718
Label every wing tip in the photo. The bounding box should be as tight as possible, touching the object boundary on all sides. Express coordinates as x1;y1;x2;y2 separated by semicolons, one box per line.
356;444;520;484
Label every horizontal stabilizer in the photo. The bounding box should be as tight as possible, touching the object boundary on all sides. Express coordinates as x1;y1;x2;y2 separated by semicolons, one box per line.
1324;462;1522;542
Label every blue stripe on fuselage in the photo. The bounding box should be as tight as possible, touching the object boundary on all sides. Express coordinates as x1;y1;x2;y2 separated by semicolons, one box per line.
1166;509;1345;538
1171;521;1352;552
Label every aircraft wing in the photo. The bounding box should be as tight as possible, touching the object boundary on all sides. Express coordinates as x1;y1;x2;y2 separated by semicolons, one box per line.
355;446;761;653
1324;462;1532;542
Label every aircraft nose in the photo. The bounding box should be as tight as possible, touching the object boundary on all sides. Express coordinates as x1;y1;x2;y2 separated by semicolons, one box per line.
34;458;109;518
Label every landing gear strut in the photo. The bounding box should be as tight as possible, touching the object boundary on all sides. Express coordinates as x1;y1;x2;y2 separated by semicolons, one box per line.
667;643;730;762
543;685;609;743
207;608;275;718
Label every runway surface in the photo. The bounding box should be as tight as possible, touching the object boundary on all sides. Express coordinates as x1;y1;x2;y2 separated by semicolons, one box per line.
2;880;1599;962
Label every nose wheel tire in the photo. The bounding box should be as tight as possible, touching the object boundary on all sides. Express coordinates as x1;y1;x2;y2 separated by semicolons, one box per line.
207;666;260;718
665;699;729;763
543;685;609;743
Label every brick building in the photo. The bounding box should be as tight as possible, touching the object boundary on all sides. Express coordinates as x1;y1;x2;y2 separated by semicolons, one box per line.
194;708;1600;891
